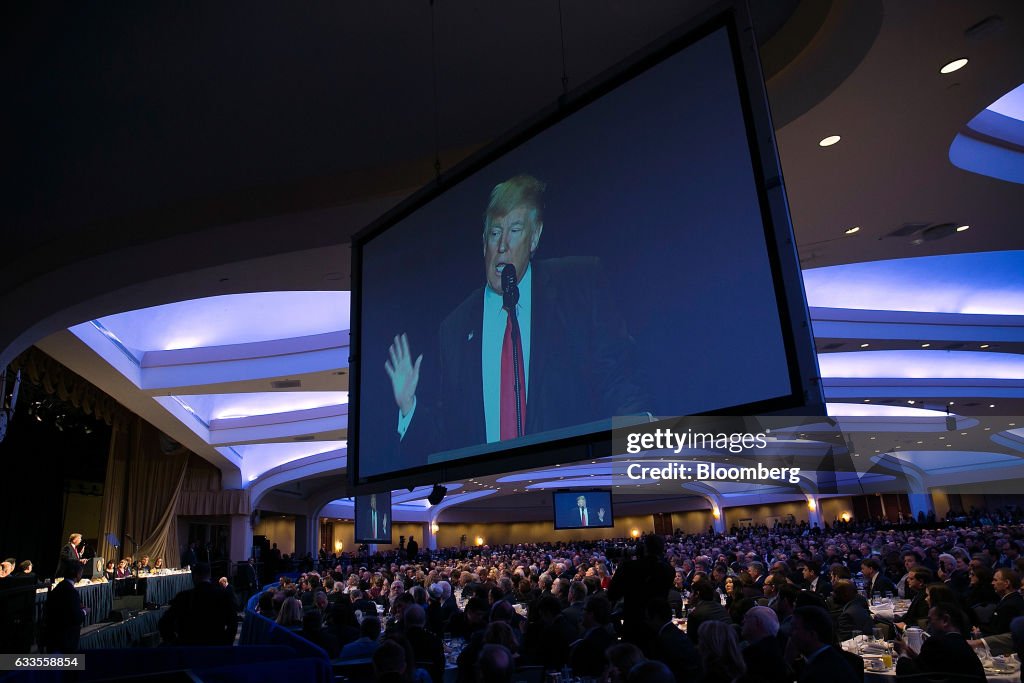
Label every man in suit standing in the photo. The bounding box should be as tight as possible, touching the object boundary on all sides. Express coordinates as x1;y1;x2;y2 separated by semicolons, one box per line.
157;563;238;645
405;535;418;562
360;494;388;540
789;606;859;683
574;495;592;528
386;174;646;456
607;535;674;645
57;533;88;578
43;563;87;653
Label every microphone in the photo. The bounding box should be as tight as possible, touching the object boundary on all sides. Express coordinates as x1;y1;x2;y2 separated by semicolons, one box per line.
501;263;519;312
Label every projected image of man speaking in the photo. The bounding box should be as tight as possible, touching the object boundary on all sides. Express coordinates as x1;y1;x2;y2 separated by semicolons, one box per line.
385;174;646;458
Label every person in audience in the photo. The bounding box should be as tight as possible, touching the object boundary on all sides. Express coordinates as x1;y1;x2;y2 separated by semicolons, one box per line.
606;534;674;644
605;642;647;683
627;660;675;683
275;596;304;629
115;558;131;579
894;602;984;682
697;620;748;683
832;579;873;641
301;609;341;658
641;597;701;681
476;643;514;683
153;557;165;572
687;579;730;645
787;606;859;683
799;561;830;597
568;594;617;678
340;614;382;659
986;568;1024;635
741;606;789;683
158;562;239;645
403;604;444;683
965;564;998;608
894;566;932;628
861;557;897;599
373;638;410;683
103;560;116;581
43;562;87;653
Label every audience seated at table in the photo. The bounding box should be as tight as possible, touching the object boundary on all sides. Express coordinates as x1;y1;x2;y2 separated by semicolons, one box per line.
894;601;985;682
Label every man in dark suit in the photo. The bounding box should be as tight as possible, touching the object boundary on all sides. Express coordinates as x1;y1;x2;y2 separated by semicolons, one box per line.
606;534;674;645
895;566;932;629
43;563;87;654
895;602;985;682
358;493;388;541
799;561;831;597
985;568;1024;636
861;557;897;600
833;579;874;641
642;598;701;682
789;606;859;683
157;563;238;645
406;535;418;562
403;604;444;683
57;533;88;578
386;174;646;457
568;595;617;678
741;606;790;683
685;579;730;645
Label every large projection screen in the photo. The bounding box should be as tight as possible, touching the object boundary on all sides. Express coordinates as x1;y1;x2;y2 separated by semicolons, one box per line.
350;4;822;489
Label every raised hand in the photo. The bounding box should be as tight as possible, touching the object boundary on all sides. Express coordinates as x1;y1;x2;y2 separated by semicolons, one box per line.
385;333;422;416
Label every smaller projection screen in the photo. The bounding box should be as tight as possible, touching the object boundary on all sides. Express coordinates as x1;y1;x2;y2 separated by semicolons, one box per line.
553;489;614;530
354;491;393;544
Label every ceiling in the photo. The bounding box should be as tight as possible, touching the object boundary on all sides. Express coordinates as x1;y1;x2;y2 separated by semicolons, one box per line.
5;1;1024;520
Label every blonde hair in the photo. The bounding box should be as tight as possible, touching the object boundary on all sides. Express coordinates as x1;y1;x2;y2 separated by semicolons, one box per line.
483;174;546;237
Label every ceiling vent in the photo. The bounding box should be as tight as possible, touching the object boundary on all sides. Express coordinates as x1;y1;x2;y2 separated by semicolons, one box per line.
293;435;316;442
884;222;962;245
271;379;301;389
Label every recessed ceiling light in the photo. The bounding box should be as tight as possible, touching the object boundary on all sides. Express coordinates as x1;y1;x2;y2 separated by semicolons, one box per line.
860;343;870;348
845;226;860;235
955;225;970;232
819;135;841;147
939;436;945;440
980;344;989;349
917;441;923;444
940;58;968;74
949;401;955;405
907;400;915;405
863;399;871;402
921;343;930;348
946;444;952;447
989;405;995;408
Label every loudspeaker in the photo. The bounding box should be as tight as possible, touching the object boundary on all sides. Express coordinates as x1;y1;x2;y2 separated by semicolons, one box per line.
427;484;447;506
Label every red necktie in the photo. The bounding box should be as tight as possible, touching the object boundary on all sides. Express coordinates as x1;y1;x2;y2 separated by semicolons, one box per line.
500;313;526;440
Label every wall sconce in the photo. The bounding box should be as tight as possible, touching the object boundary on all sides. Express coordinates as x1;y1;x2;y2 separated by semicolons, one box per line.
475;536;484;546
840;512;852;522
630;528;640;538
431;522;440;534
711;506;721;520
807;498;817;511
335;540;343;552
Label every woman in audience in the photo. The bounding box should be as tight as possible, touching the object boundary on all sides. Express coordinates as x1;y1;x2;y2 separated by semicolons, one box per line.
605;642;647;683
697;620;748;683
153;557;165;572
103;560;116;580
275;596;304;629
965;565;998;607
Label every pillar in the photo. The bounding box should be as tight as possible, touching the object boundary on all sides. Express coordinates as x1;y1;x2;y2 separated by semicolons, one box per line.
229;514;253;564
425;520;438;550
908;492;934;521
806;496;822;529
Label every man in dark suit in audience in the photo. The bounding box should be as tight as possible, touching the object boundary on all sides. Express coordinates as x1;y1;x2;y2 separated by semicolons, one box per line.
686;580;730;645
895;603;985;682
158;562;238;645
568;595;618;678
403;604;445;683
895;567;932;629
43;563;87;654
862;558;897;599
741;606;790;683
789;606;859;683
641;598;702;682
799;561;831;597
985;568;1024;636
833;579;873;641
